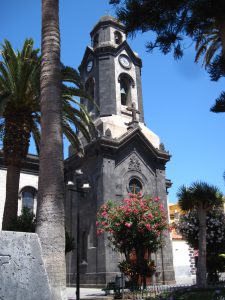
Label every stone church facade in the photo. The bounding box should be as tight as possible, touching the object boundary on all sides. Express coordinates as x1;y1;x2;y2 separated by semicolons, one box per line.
0;16;175;286
64;16;175;286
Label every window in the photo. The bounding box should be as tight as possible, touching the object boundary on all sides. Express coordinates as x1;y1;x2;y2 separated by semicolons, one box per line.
85;77;95;112
88;222;96;248
120;77;129;105
22;191;34;211
19;186;37;214
129;178;142;194
119;74;134;106
93;34;99;48
114;31;122;45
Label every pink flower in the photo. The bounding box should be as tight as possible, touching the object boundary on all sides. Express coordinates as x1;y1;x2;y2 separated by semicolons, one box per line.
125;222;132;228
145;224;151;231
102;211;107;216
148;213;153;219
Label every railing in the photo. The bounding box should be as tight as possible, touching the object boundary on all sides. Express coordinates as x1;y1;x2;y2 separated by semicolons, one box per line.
110;281;225;299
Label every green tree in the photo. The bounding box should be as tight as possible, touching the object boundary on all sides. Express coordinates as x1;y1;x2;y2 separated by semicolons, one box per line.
110;0;225;112
0;39;95;230
97;194;168;289
177;181;223;287
178;209;225;282
0;39;40;229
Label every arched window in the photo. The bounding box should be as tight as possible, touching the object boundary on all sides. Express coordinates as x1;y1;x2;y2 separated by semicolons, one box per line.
85;78;95;112
93;34;99;48
114;31;122;45
129;178;142;194
118;73;134;106
22;191;34;211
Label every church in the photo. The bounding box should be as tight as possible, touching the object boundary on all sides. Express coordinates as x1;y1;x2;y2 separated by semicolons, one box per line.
0;16;175;286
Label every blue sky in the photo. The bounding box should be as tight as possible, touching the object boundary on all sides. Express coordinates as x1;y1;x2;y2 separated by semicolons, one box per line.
1;0;225;203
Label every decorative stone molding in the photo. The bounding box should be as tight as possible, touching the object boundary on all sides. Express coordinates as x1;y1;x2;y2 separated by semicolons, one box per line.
128;154;141;172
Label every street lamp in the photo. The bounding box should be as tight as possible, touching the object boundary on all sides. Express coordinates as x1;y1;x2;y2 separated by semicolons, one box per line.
67;171;90;300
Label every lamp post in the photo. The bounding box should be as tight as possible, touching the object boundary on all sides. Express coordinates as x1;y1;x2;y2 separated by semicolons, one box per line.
67;171;90;300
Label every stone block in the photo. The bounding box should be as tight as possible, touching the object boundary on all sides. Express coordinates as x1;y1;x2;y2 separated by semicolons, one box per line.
0;231;51;300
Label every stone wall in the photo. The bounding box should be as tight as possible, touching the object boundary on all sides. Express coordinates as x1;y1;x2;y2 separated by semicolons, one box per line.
0;231;51;300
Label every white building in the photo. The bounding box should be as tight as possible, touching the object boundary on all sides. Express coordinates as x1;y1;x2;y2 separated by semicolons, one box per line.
0;153;39;229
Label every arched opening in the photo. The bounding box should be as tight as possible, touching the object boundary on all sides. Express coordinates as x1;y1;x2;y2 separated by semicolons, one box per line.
20;186;37;213
22;191;34;211
85;77;95;112
114;31;122;45
118;73;134;106
93;34;99;48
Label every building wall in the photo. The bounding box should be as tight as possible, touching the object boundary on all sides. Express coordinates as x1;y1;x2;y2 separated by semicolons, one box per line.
172;240;195;284
0;168;38;230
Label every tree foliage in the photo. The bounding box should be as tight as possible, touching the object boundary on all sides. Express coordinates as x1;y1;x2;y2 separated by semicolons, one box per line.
110;0;225;112
0;39;95;228
110;0;225;58
177;181;223;211
178;209;225;253
177;181;223;287
96;193;168;288
177;209;225;282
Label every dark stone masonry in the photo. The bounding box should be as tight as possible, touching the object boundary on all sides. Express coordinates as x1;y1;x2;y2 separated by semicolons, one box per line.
64;16;175;286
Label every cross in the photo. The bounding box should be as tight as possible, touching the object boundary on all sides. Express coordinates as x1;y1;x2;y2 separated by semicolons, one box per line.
104;9;111;16
126;102;140;125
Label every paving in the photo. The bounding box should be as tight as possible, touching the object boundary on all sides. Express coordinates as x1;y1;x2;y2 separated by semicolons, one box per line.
67;288;112;300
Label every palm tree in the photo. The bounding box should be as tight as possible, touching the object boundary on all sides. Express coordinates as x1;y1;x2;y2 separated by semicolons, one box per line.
36;0;66;298
0;40;95;230
0;39;40;229
177;181;223;287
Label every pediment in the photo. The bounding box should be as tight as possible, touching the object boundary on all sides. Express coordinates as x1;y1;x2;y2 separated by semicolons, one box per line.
115;150;155;176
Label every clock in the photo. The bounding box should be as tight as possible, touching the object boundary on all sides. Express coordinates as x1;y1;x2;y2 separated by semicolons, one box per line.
86;60;93;72
119;54;131;69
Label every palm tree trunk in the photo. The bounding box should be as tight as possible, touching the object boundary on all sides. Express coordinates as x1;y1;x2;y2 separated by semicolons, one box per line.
36;0;66;299
2;111;32;230
2;165;20;229
197;207;207;287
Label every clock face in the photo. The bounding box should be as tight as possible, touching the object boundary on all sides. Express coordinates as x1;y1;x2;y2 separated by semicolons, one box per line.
119;54;131;69
86;60;93;72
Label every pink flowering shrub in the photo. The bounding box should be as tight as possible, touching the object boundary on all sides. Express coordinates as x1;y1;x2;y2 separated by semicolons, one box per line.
96;193;168;288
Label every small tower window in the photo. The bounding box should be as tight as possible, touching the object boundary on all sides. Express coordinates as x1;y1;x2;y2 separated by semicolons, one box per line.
119;73;135;107
85;78;95;112
120;76;132;106
93;34;99;48
114;31;122;45
120;78;129;105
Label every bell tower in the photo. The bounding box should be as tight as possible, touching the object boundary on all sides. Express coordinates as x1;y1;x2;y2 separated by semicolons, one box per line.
79;16;152;142
65;16;175;286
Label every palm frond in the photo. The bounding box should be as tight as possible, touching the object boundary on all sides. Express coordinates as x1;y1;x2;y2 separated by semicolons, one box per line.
62;120;84;156
61;65;83;88
62;102;93;143
210;91;225;112
195;28;222;68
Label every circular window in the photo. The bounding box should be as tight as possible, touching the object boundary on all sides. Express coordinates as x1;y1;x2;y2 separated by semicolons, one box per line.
129;178;142;194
